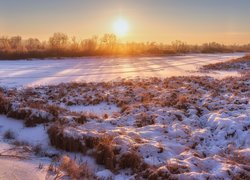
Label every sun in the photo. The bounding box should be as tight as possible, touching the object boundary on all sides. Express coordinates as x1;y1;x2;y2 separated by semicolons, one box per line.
113;18;129;37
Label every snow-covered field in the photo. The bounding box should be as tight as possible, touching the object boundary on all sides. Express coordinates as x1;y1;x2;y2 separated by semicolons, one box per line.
0;115;55;179
0;53;244;88
0;54;249;179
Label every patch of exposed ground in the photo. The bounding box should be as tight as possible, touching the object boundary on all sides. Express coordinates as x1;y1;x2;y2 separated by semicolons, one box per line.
0;71;249;179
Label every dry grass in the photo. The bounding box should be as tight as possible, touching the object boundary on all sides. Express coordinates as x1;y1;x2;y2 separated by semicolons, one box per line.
8;75;247;122
0;92;11;114
25;115;47;127
1;73;249;178
135;113;156;127
32;144;44;156
103;113;109;119
12;140;29;146
60;155;93;179
95;137;116;170
74;114;87;124
7;108;31;121
3;129;15;140
166;161;190;174
202;54;250;71
232;150;250;165
176;95;189;110
60;155;81;178
140;167;171;180
119;151;143;172
47;105;61;117
48;124;85;152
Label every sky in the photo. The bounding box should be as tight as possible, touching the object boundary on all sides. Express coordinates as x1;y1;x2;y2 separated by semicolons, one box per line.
0;0;250;44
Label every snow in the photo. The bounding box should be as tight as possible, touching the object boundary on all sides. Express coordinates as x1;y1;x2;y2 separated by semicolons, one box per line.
0;115;49;147
33;73;247;179
0;54;249;179
0;115;55;180
96;169;114;179
63;102;120;116
0;53;244;88
0;158;51;180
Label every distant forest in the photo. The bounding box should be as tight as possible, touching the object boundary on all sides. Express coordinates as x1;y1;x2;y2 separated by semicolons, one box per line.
0;33;250;60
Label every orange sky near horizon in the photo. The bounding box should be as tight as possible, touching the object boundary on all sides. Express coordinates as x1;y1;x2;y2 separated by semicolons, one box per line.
1;0;250;45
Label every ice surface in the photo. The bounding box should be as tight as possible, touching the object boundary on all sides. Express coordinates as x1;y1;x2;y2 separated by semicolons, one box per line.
0;53;244;88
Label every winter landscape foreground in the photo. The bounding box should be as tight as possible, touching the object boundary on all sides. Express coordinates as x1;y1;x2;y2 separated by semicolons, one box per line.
0;54;249;179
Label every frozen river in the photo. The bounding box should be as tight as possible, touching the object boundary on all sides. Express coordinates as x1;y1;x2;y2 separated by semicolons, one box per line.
0;53;245;88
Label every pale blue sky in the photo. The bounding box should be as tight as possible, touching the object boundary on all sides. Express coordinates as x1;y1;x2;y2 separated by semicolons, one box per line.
0;0;250;44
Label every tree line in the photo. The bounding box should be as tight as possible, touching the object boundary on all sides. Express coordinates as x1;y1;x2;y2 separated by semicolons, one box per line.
0;33;249;60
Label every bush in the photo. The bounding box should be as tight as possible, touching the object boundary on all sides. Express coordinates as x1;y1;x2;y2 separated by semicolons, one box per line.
95;138;116;170
47;125;85;152
0;93;11;114
119;151;142;172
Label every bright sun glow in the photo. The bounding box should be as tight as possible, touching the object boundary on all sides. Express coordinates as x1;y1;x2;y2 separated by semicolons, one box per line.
113;18;129;37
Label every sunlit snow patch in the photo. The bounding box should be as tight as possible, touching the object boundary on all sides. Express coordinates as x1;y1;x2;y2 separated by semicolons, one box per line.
65;102;120;116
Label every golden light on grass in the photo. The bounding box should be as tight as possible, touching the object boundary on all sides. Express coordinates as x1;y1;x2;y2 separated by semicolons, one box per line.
113;17;129;37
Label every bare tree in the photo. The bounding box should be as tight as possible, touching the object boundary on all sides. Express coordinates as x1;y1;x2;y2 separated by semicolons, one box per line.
25;38;41;50
49;33;68;49
81;36;98;52
9;36;22;50
0;36;11;51
70;36;79;51
172;40;189;53
101;34;117;50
